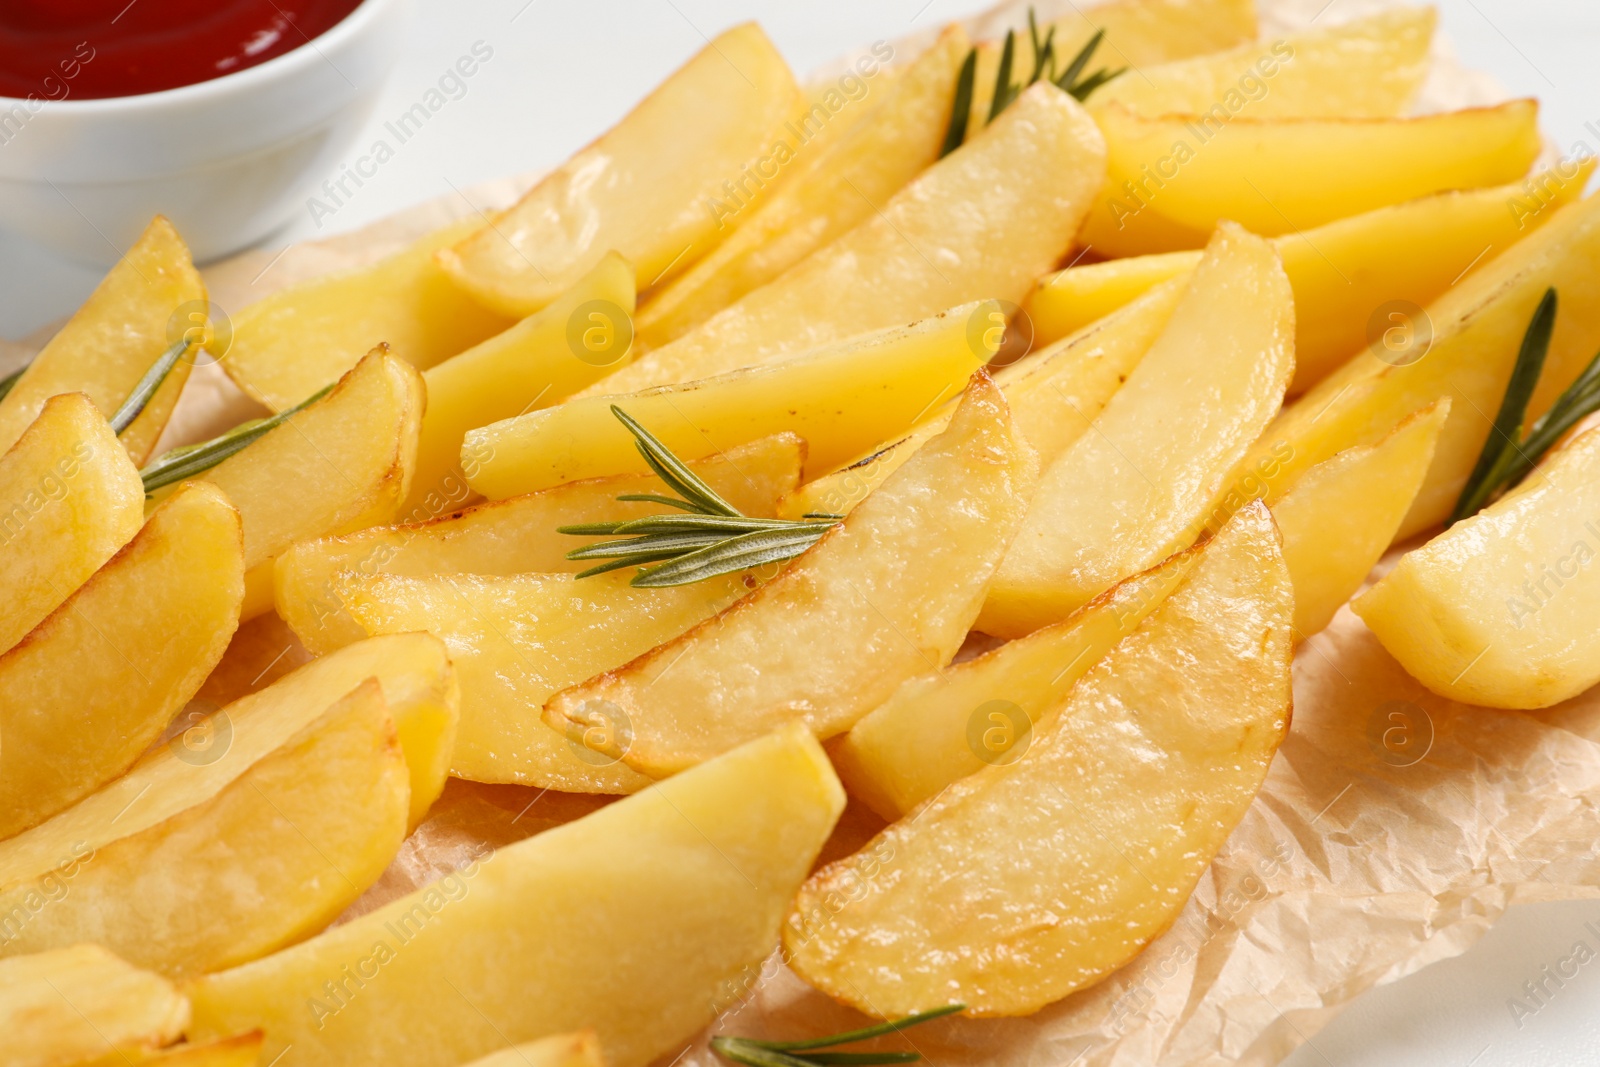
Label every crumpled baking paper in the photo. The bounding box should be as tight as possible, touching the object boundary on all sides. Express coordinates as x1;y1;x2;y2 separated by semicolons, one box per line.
14;0;1598;1062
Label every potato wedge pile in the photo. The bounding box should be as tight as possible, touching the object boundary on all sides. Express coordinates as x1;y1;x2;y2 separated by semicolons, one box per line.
7;0;1600;1063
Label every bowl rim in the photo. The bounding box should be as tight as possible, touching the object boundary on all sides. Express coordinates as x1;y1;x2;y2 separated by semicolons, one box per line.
0;0;403;112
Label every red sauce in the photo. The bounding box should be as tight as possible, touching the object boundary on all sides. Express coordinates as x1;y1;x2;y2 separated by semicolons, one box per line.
0;0;365;100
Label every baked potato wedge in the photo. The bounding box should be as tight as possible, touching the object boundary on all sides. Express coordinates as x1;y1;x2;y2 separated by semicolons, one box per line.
0;217;203;463
786;502;1292;1017
2;944;188;1067
0;483;242;839
0;393;143;654
438;24;800;317
0;681;409;979
223;216;514;412
980;223;1292;637
185;725;845;1067
464;300;993;497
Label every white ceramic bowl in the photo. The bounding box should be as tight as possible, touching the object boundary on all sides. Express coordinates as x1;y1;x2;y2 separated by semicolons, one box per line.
0;0;409;265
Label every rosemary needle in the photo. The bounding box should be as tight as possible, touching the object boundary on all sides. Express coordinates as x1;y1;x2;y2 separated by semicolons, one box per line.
710;1005;963;1067
139;383;333;493
109;338;189;434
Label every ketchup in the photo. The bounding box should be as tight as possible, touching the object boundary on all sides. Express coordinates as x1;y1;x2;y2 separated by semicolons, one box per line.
0;0;365;100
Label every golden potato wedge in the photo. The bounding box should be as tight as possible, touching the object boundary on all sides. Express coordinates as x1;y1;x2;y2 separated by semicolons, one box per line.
1093;8;1435;119
186;724;846;1067
0;638;454;937
192;612;314;710
278;434;803;655
223;217;515;412
1274;401;1447;636
965;0;1259;128
70;1033;264;1067
195;347;424;619
589;81;1106;394
2;944;188;1067
0;680;408;979
338;569;761;791
404;254;635;518
980;223;1293;638
1355;425;1600;710
0;218;203;463
786;502;1293;1017
465;300;993;498
458;1032;602;1067
636;27;968;347
1030;163;1593;392
438;24;799;317
0;483;243;840
834;541;1202;820
0;393;143;654
1082;100;1543;257
779;276;1185;519
546;373;1037;776
1245;191;1600;541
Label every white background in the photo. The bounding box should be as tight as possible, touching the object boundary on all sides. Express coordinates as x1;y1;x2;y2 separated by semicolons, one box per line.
4;1;1600;1062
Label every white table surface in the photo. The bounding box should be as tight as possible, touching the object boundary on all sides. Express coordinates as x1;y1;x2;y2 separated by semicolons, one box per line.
4;2;1599;1063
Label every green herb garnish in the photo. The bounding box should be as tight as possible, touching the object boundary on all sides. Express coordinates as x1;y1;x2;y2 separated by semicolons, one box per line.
1451;287;1600;523
560;406;840;587
710;1005;963;1067
0;362;25;404
139;383;334;494
941;10;1122;156
109;338;188;434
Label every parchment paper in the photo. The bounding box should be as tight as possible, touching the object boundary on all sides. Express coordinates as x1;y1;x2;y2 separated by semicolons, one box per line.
20;1;1600;1062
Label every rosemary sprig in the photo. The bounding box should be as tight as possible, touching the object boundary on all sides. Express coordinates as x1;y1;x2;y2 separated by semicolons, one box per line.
941;9;1123;155
139;383;333;493
710;1005;963;1067
109;338;188;434
560;406;841;587
1451;287;1600;523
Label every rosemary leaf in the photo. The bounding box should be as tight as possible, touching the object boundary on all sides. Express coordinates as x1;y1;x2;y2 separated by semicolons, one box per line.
0;362;26;404
1053;26;1105;93
139;383;333;493
749;1005;965;1051
1483;344;1600;497
608;513;801;535
987;29;1018;122
939;48;977;158
1066;64;1126;101
708;1039;817;1067
630;524;834;588
110;338;189;434
611;405;738;517
1026;9;1056;85
572;552;688;580
1450;288;1557;523
565;531;727;561
612;492;708;512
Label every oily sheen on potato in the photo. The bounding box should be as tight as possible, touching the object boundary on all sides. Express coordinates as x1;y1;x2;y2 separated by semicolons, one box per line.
1356;426;1600;710
438;23;800;316
223;216;514;412
185;725;845;1067
591;81;1107;394
834;541;1203;819
0;393;143;655
2;944;190;1067
981;223;1293;638
277;434;803;654
456;1032;603;1067
464;300;996;498
545;372;1037;776
0;217;203;464
0;483;243;840
786;503;1293;1017
0;680;410;979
